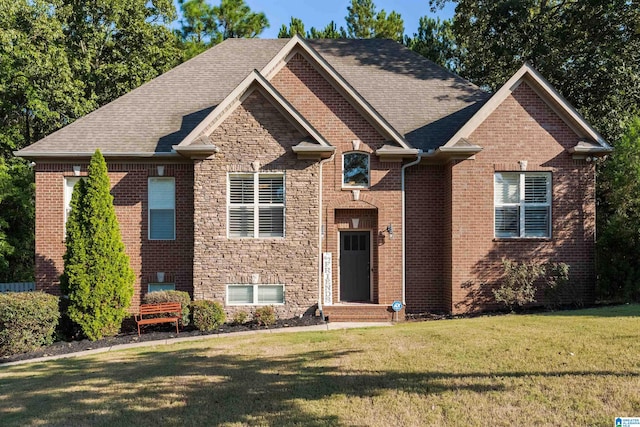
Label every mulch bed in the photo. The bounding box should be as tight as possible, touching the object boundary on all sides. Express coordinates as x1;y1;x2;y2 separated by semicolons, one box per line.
1;315;325;365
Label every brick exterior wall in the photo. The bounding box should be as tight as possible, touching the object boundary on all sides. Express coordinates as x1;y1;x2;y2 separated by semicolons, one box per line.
405;165;448;312
34;162;194;309
271;52;404;306
33;57;598;319
192;89;320;318
446;82;596;313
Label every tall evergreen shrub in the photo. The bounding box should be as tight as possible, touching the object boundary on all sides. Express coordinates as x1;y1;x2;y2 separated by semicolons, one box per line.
60;150;134;340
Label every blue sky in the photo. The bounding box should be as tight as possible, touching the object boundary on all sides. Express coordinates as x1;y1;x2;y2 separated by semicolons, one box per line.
173;1;456;38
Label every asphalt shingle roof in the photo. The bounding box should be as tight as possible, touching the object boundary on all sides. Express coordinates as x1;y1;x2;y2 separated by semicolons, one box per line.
17;38;489;156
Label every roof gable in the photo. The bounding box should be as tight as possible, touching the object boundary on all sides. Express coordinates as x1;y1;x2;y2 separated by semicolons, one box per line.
260;36;414;152
174;69;334;158
443;63;611;153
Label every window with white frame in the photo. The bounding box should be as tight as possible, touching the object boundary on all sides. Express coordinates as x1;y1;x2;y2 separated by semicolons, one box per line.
226;284;285;305
343;152;370;188
494;172;552;238
148;283;176;293
64;177;81;227
148;177;175;240
228;173;285;238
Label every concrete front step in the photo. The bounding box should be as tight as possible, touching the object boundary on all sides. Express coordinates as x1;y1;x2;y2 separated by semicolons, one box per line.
322;304;401;322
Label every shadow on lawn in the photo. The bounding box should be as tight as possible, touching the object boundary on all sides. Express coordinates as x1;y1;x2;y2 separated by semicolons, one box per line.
2;346;639;426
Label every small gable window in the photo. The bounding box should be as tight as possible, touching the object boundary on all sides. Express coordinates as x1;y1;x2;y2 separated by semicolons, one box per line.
343;152;370;188
494;172;551;238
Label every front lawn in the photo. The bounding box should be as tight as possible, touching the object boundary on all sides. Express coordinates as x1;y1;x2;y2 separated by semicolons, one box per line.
1;305;639;426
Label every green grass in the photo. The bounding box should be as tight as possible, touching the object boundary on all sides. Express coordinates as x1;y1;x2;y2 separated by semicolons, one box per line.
1;305;639;426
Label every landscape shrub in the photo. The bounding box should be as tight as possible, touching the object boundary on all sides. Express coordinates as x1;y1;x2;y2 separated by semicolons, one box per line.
254;306;276;326
494;259;574;311
544;263;577;309
0;292;59;356
191;300;226;331
232;310;249;325
144;290;191;326
493;258;546;311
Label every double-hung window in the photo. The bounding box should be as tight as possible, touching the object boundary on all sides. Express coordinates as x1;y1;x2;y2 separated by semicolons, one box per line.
494;172;551;238
228;173;285;238
148;177;176;240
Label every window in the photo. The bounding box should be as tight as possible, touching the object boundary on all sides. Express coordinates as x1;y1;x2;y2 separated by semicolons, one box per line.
149;177;175;240
494;172;551;238
148;283;175;293
228;173;285;238
226;284;285;305
64;177;81;226
343;152;370;188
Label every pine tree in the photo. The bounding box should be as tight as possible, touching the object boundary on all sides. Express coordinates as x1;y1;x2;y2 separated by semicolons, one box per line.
61;150;134;340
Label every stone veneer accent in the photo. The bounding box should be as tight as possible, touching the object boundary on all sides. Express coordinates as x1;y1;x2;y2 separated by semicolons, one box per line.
192;89;320;318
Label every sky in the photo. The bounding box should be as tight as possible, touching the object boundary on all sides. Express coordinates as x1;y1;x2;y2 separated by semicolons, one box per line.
173;1;457;39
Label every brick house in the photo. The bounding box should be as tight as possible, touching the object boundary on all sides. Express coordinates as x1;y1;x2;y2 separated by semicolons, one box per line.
16;36;611;321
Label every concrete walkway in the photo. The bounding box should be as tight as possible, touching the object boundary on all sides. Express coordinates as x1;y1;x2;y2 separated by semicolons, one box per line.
1;322;393;367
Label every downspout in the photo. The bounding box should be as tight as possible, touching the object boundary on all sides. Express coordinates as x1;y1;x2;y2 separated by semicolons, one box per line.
318;152;335;320
401;150;423;306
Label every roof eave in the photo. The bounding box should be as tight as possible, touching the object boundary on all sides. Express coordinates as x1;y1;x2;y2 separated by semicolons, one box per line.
422;146;483;163
374;147;420;162
292;144;336;160
172;144;220;159
13;150;182;160
568;145;613;159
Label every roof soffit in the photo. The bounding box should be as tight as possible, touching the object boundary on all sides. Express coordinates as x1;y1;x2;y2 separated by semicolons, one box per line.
443;63;611;151
260;35;413;151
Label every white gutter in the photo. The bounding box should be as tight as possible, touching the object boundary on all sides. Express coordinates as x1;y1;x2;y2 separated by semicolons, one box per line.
401;150;423;306
317;152;335;320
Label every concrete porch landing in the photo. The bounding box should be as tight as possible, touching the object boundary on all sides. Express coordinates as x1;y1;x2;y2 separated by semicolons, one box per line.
322;303;399;322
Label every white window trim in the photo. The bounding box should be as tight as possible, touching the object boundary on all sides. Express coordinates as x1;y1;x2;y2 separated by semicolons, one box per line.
494;172;552;238
63;176;81;234
226;284;285;306
148;177;176;241
227;172;286;239
342;151;371;189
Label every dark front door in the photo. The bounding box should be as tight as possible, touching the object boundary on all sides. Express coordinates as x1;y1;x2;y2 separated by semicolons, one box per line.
340;231;371;302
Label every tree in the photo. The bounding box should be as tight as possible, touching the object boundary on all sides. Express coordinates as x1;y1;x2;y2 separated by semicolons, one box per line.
212;0;268;40
597;117;640;302
278;17;305;38
345;0;404;41
404;17;459;70
0;0;88;157
436;0;640;142
62;0;182;107
0;158;34;282
308;21;346;39
178;0;218;58
177;0;268;58
61;150;135;340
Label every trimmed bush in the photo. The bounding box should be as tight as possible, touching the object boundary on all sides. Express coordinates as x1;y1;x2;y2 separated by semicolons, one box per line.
0;292;60;356
233;310;249;325
191;300;225;331
143;290;191;326
254;306;276;326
